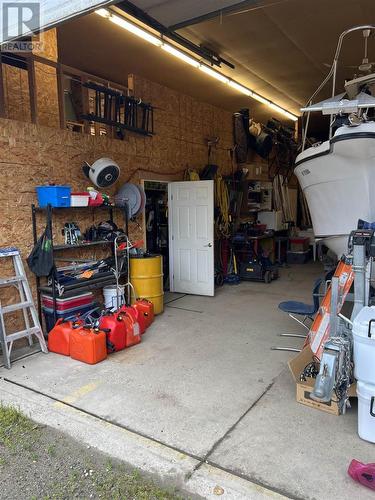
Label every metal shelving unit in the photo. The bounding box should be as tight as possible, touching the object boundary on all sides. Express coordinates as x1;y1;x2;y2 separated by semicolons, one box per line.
53;240;113;251
31;204;126;327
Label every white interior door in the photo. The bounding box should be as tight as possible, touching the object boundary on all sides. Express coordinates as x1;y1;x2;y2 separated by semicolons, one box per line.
169;181;214;296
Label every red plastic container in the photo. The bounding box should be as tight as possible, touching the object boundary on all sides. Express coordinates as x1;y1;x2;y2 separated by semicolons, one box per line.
88;192;104;207
290;237;310;252
122;312;141;347
70;326;107;364
133;299;154;330
119;305;146;335
99;312;127;353
42;292;93;311
48;319;82;356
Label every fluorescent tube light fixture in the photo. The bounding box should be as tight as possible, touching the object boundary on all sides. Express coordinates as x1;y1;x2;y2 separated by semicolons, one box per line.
162;43;200;68
95;9;299;121
95;8;110;18
109;13;162;46
252;93;270;105
269;102;298;121
228;81;253;96
199;64;230;84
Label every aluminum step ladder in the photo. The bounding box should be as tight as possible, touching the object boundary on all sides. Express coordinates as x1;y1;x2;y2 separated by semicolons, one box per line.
0;247;48;369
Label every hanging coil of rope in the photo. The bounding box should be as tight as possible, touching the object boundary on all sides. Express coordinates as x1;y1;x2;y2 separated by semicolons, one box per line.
215;174;230;238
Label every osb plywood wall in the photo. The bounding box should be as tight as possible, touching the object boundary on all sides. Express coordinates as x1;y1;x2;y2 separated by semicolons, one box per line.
0;75;234;252
2;29;60;127
2;64;31;122
33;28;60;127
0;65;234;334
130;74;234;179
34;61;60;128
33;29;58;62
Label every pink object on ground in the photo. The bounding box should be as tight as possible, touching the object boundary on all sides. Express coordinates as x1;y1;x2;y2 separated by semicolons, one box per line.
348;459;375;490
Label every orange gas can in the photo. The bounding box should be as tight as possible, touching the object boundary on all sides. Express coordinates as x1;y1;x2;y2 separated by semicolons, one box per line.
48;319;82;356
70;326;107;364
133;299;154;330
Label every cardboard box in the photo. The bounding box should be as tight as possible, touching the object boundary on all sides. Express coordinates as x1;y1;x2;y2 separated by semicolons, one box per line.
288;346;356;416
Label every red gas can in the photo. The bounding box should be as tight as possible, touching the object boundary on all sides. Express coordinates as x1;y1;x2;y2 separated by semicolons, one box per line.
122;312;141;347
48;319;82;356
133;299;154;330
119;305;146;334
99;312;127;353
70;326;107;364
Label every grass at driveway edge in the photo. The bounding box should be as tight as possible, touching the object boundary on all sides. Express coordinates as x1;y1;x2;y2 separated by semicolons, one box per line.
0;403;183;499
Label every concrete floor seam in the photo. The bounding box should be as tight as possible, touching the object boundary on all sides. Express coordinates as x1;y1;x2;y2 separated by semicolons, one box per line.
165;305;203;313
203;459;303;500
191;380;275;478
163;294;188;305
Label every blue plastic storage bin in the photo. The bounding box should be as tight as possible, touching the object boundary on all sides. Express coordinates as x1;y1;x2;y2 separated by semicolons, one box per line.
36;185;71;208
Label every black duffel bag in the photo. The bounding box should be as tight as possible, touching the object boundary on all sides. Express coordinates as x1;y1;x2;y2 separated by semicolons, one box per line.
27;206;54;277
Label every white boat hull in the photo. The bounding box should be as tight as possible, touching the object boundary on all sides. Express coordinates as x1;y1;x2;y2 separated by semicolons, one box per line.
295;123;375;257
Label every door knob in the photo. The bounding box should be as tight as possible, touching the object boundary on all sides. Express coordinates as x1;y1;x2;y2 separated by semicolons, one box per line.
204;243;212;248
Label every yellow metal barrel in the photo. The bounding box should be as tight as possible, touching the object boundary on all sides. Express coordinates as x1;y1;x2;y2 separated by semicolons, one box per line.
130;255;164;314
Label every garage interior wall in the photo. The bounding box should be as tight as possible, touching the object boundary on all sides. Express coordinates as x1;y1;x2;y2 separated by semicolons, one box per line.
0;26;253;327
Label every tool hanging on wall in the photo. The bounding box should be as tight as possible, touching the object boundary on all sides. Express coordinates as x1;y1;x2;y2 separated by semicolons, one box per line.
115;183;145;218
114;183;145;235
233;109;250;164
81;81;154;137
248;119;273;159
206;136;219;164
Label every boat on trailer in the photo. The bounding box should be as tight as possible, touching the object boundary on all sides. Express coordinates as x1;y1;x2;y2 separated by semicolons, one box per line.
295;26;375;257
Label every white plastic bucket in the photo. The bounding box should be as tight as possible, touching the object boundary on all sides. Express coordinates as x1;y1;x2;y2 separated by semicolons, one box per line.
352;306;375;384
103;285;124;310
357;381;375;443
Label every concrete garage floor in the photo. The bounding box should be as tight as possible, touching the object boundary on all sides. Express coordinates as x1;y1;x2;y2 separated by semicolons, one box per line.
1;262;374;499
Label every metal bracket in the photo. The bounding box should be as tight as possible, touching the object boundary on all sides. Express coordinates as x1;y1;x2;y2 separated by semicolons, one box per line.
312;344;340;402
